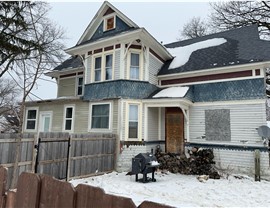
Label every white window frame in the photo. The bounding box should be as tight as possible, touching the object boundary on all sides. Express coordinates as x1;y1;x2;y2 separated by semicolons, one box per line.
125;102;142;141
103;14;116;31
63;105;75;132
89;102;112;132
127;49;143;80
76;76;84;96
24;107;39;132
92;52;114;83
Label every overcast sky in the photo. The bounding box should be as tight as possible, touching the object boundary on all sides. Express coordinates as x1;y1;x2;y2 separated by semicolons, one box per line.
32;1;211;100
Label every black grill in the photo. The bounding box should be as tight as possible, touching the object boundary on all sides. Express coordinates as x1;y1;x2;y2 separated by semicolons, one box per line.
130;153;159;183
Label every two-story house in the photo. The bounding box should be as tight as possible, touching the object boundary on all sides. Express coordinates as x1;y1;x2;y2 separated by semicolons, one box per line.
24;1;270;175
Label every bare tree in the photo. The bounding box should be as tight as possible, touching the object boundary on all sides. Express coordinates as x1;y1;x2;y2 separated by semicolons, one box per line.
210;1;270;39
178;17;210;40
5;2;66;188
0;78;19;133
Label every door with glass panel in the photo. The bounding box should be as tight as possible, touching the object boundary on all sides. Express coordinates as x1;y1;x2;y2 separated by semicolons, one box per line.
39;112;52;132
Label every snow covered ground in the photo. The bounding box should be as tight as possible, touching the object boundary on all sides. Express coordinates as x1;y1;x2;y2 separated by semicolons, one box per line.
70;171;270;207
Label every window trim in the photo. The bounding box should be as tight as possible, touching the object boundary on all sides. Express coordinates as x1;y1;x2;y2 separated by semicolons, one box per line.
127;49;143;81
63;105;75;132
76;76;84;96
39;111;53;133
24;107;39;132
91;52;114;83
125;102;142;141
103;14;116;31
89;102;112;132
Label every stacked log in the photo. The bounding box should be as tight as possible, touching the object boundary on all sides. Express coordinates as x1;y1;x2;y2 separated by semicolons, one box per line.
155;147;220;179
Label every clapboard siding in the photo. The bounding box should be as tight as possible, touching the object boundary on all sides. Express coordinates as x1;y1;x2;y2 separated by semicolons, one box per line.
114;50;120;80
189;102;266;144
212;148;270;175
73;102;89;133
160;108;165;140
149;53;163;85
85;57;92;84
112;100;119;134
58;78;75;97
147;108;159;141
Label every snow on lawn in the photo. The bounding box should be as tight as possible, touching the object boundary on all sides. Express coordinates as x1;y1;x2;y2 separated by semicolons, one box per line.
167;38;227;69
153;87;189;98
70;171;270;207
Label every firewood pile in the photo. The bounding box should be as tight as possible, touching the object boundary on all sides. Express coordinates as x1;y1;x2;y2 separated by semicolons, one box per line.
155;147;220;179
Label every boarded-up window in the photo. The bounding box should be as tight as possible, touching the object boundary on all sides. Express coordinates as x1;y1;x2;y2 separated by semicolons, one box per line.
205;109;231;141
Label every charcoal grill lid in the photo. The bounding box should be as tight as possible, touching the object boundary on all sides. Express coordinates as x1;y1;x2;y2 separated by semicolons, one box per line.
257;125;270;138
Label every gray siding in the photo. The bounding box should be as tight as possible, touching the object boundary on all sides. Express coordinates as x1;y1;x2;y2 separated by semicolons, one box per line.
160;108;165;141
86;57;92;84
189;102;267;145
147;108;159;141
58;78;75;97
149;53;163;85
114;50;120;79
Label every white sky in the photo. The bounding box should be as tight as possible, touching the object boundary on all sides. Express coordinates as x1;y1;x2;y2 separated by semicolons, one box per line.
32;1;211;100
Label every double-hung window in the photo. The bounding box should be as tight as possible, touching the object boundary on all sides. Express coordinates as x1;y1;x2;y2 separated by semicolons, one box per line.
130;53;140;80
25;108;38;130
77;77;83;96
128;104;139;139
93;53;113;82
105;54;113;80
64;106;74;131
91;104;110;129
94;57;102;82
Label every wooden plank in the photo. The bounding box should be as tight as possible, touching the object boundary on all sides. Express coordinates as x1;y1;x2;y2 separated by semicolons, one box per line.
0;166;7;208
75;184;106;208
15;172;41;208
70;153;115;161
39;174;75;208
138;201;175;208
5;190;16;208
104;194;136;208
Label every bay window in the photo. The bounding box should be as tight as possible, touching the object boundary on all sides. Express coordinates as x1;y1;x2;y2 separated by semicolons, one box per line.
93;53;113;82
130;53;140;80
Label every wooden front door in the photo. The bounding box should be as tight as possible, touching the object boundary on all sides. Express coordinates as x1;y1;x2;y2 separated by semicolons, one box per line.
165;107;184;154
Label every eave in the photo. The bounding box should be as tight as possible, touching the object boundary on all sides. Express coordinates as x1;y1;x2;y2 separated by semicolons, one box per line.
158;61;270;80
45;67;84;78
65;28;173;61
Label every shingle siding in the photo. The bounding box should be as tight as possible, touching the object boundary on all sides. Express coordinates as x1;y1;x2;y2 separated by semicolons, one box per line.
193;78;265;102
83;80;159;101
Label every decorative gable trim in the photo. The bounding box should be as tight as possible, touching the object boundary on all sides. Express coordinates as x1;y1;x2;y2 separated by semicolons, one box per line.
77;1;138;45
103;7;115;16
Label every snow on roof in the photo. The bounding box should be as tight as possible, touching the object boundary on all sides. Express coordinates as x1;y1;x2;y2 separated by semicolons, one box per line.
153;86;189;98
167;38;227;69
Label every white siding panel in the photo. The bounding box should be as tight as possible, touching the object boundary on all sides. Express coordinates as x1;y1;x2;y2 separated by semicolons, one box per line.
114;50;120;80
189;103;267;145
213;148;270;176
147;108;159;141
149;54;163;85
160;108;165;140
112;100;118;134
86;57;92;84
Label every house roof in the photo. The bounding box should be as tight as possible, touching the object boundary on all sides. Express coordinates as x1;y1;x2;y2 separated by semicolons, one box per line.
53;56;83;72
158;24;270;76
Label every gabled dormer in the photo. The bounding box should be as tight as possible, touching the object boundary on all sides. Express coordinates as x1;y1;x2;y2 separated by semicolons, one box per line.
76;1;139;46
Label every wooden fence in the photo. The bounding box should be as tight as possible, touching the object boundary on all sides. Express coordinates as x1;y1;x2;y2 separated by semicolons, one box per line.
0;132;116;189
0;167;173;208
0;133;36;188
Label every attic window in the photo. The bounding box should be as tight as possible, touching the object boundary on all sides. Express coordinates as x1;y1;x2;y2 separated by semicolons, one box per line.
104;15;115;31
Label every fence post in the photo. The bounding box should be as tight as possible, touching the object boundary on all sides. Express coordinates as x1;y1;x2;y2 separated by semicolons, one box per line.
254;149;260;181
0;166;7;208
31;134;39;173
66;136;71;181
34;138;41;173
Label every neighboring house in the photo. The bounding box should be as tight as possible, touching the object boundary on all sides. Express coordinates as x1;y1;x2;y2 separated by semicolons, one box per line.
24;1;270;175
